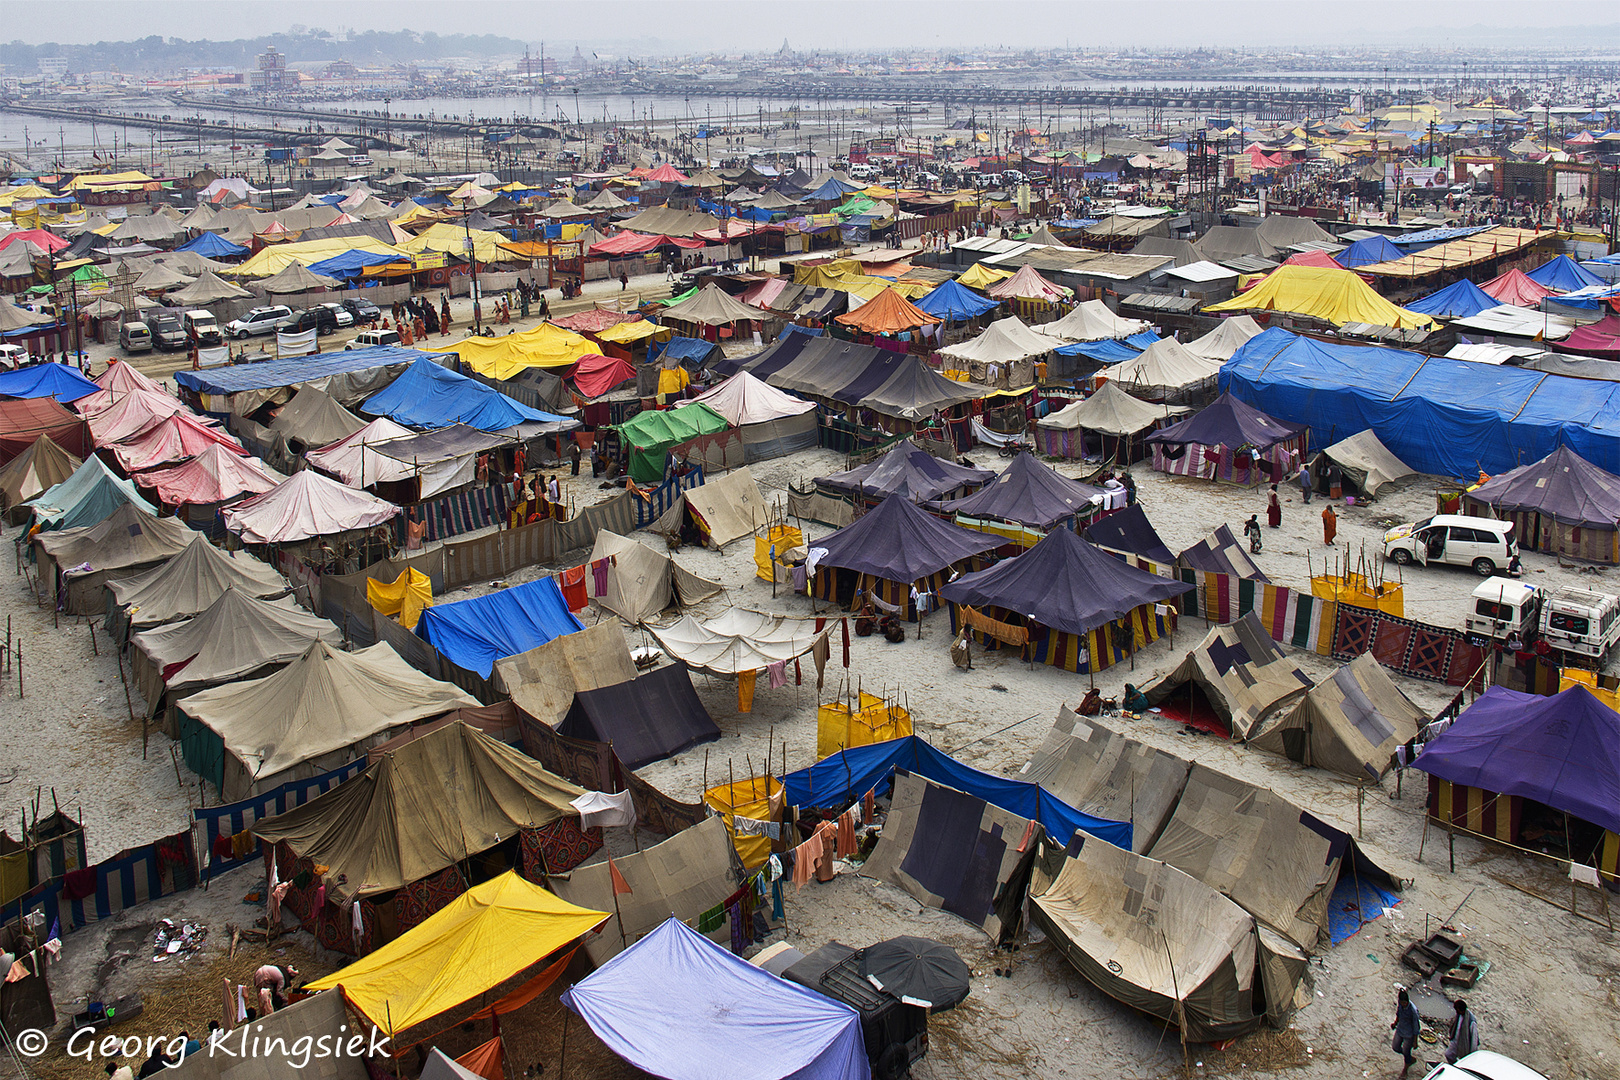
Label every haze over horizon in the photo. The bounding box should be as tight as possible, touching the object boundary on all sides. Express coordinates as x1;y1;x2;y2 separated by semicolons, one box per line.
6;0;1620;54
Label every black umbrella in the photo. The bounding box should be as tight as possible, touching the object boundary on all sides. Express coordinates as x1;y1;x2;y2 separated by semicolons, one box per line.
860;936;971;1011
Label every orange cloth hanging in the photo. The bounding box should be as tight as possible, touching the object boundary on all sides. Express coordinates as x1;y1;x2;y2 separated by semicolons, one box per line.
737;668;757;712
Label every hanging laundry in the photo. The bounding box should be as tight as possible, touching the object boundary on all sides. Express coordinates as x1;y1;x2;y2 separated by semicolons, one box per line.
767;661;787;689
836;812;858;860
737;668;757;712
589;557;610;596
570;789;636;829
558;565;588;612
696;904;726;933
812;633;830;690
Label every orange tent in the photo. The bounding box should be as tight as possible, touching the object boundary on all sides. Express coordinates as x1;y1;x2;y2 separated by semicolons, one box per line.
456;1038;504;1080
645;163;690;184
835;287;942;334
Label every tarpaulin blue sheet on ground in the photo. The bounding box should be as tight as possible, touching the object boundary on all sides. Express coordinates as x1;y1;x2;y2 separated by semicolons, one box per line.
1221;328;1620;478
1328;873;1401;945
414;576;583;678
779;734;1133;850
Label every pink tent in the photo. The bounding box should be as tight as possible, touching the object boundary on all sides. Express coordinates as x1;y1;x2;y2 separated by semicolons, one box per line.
645;163;691;184
109;411;247;473
137;443;279;507
223;469;401;544
1481;268;1554;307
986;264;1069;303
84;387;188;442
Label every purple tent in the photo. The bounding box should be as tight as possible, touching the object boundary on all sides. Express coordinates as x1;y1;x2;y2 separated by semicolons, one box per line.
933;451;1104;529
818;439;993;503
816;493;1000;583
1412;685;1620;834
1144;391;1306;452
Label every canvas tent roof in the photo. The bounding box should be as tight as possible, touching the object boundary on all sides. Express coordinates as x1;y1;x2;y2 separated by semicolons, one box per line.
643;464;766;551
650;609;827;676
816;494;1001;583
986;264;1069;303
914;279;1000;321
222;468;401;544
660;283;771;326
860;354;984;420
253;720;579;901
1526;255;1606;293
34;501;192;577
941;526;1192;638
0;363;100;404
1082;503;1176;564
1179;523;1270;582
1256;215;1335;250
363;358;577;434
302;417;416;486
1146;391;1305;451
818;440;994;504
1106;336;1224;395
168;992;366;1080
677;370;815;427
934;451;1104;528
307;871;608;1037
1037;299;1150;343
1405;278;1499;319
82;389;191;442
136;443;280;507
561;917;868;1080
131;588;342;696
1184;316;1265;361
267;387;365;449
109;534;286;626
938;315;1055;365
1314;430;1415;499
612;401;732;484
1480;268;1553;307
558;663;720;770
415;577;584;679
1038;380;1168;438
1142;614;1312;739
1249;653;1425;781
24;454;156;532
1204;265;1435;329
107;411;249;475
1465;445;1620;529
259;262;340;293
584;530;722;624
167;270;251;305
0;398;88;463
493;621;637;728
182;640;478;801
0;434;79;518
1413;684;1620;836
833;287;940;334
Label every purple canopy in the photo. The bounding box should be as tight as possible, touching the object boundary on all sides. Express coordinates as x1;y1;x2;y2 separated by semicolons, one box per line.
818;439;993;503
1413;684;1620;834
816;493;1000;582
1144;391;1306;452
934;451;1104;529
1468;445;1620;530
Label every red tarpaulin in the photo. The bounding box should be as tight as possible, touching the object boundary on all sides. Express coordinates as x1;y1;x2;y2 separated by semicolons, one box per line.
550;309;640;333
570;354;638;399
645;163;691;184
0;397;89;463
1481;268;1554;307
589;232;705;255
136;442;278;506
0;229;70;253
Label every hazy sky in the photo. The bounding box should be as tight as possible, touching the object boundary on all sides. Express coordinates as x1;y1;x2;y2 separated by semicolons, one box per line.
6;0;1619;52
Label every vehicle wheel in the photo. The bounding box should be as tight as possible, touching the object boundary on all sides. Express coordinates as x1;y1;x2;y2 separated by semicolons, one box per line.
235;330;248;340
1473;557;1497;577
1390;548;1412;566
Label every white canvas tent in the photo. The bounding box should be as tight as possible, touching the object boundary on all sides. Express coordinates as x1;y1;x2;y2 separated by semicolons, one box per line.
937;315;1055;365
1185;316;1264;361
676;372;817;461
649;610;828;676
1037;299;1149;342
585;530;722;624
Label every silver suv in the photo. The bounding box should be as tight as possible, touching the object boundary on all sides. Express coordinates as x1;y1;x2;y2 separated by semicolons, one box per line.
226;305;293;339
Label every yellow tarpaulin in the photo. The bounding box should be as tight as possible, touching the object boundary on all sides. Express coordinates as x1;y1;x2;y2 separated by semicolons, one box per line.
1311;572;1404;616
1560;669;1620;712
0;184;55;207
367;567;433;630
597;320;670;344
64;170;155;192
305;871;608;1036
755;524;804;581
230;236;408;278
817;692;913;761
956;263;1014;290
400;222;523;264
423;321;597;379
703;776;782;870
1203;265;1436;329
657;365;691;395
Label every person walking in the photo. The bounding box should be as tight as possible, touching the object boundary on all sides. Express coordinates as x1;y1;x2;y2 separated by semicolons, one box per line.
1322;504;1338;546
1244;514;1263;555
1298;460;1313;503
569;441;582;476
1390;989;1421;1077
619;270;630;291
1266;483;1282;528
1446;1000;1479;1064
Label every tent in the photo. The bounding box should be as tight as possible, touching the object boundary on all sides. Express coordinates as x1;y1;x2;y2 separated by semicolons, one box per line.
106;411;249;474
550;818;737;965
85;389;190;443
613;402;738;484
650;609;827;677
1106;337;1224;401
1195;226;1278;264
422;322;597;380
493;621;637;728
1526;254;1606;293
167;270;252;305
833;287;940;334
1557;318;1620;361
415;577;584;680
178;640;478;800
1141;614;1313;739
941;526;1192;674
33;503;194;615
306;871;608;1036
1036;381;1173;462
648;466;769;550
1334;234;1404;269
334;425;513;501
937;315;1054;368
1203;265;1434;329
561;918;868;1080
1463;445;1620;563
1413;685;1620;853
1184;316;1264;361
223;469;401;544
1309;430;1415;501
0;398;88;463
986;264;1068;303
263;387;366;455
363;358;577;434
1032;837;1274;1042
857;353;984;420
915;279;1001;322
584;530;723;623
134;443;279;509
1249;653;1425;781
811;494;1002;620
259;262;340;294
302;417;416;487
252;721;582;900
175;232;249;259
1082;503;1176;565
1404;278;1499;319
1480;268;1552;307
171;992;367;1080
1179;523;1269;582
0;363;100;404
0;435;79;523
130;588;343;719
569;354;636;399
660;284;772;327
108;534;287;632
1146;392;1307;484
816;440;993;505
558;663;720;769
22;454;155;534
676;371;817;461
934;451;1103;529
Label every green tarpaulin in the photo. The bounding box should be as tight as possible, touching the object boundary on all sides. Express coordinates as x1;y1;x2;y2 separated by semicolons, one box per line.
615;403;733;483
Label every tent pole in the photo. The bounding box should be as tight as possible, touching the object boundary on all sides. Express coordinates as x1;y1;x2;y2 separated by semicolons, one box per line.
557;1002;569;1080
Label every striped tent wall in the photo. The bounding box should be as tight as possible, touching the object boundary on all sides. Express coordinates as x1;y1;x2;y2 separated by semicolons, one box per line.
1427;776;1520;843
1461;499;1620;565
57;829;197;933
812;568;951;622
948;601;1169;675
1150;435;1305;486
1189;571;1338;654
195;759;368;881
634;468;705;529
412;483;512;542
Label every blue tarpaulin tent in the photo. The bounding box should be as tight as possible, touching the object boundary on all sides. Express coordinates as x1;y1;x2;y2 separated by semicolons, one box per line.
414;577;583;678
175;346;446;396
364;358;576;432
0;363;99;403
1334;235;1404;269
1405;278;1499;319
1527;255;1607;293
177;232;249;259
1222;328;1620;477
804;177;860;202
915;279;1001;322
778;734;1134;850
562;918;870;1080
308;248;399;280
1054;337;1147;363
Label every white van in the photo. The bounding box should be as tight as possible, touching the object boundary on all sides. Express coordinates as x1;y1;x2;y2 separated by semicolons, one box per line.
183;309;221;346
1383;514;1518;577
119;322;153;354
1465;578;1540;643
1539;585;1620;660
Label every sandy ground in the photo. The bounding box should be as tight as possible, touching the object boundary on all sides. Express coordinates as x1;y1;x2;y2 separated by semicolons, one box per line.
9;261;1620;1079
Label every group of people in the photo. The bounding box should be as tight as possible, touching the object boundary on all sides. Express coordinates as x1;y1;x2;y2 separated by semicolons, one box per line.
1243;471;1340;555
1392;991;1480;1076
387;294;453;345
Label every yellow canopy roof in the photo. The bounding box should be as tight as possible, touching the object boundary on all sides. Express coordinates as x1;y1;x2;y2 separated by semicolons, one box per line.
65;170;155;192
1204;265;1435;329
791;260;931;298
957;263;1013;290
230;236;408;278
423;320;598;379
305;872;608;1035
399;222;519;264
0;184;55;207
596;319;669;344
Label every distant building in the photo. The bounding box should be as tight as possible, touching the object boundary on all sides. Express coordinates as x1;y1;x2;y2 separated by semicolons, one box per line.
250;46;289;93
322;59;359;79
37;57;69;80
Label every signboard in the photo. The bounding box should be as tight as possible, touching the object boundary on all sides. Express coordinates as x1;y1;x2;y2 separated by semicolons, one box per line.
413;252;448;270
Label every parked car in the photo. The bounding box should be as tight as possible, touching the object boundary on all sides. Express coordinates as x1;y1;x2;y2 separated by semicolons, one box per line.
319;302;355;329
225;305;293;339
1420;1050;1549;1080
144;309;189;351
1538;584;1620;660
350;328;401;348
285;306;342;336
118;322;153;354
341;297;381;322
0;343;26;369
183;309;222;346
1383;514;1519;577
1464;578;1540;645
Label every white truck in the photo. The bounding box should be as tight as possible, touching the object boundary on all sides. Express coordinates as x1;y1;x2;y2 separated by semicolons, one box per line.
1464;578;1541;646
1538;585;1620;662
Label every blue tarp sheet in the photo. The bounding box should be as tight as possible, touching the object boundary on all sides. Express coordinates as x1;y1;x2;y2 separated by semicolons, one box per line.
1327;872;1400;945
175;346;446;396
1054;337;1144;363
915;279;1001;321
1390;225;1489;247
414;577;584;678
363;358;573;432
562;919;869;1080
308;248;399;279
0;363;99;403
649;336;721;367
1405;279;1499;319
1335;235;1404;269
177;232;249;259
1527;255;1607;293
1222;328;1620;477
778;735;1134;850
